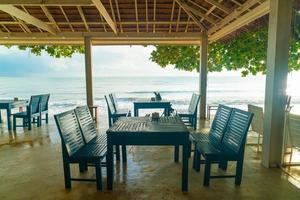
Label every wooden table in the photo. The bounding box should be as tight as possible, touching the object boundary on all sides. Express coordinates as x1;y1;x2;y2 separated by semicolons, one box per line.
133;101;172;116
0;100;28;130
106;116;190;191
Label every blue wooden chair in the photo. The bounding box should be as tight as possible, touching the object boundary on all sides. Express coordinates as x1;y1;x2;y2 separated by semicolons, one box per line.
54;109;107;190
13;95;41;131
39;94;50;125
75;105;127;162
105;95;128;127
178;93;200;130
109;93;131;117
190;104;233;171
194;108;253;186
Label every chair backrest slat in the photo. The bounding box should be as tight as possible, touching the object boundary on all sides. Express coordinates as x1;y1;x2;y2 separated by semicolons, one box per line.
29;95;41;114
188;93;200;114
248;104;263;134
222;108;254;154
209;104;233;143
110;93;119;112
75;106;97;144
54;110;85;157
105;95;116;114
40;94;50;112
287;113;300;147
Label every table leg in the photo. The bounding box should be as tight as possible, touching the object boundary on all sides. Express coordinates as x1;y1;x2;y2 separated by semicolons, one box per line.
107;141;114;190
7;107;12;131
182;143;189;192
0;110;2;123
174;145;179;163
134;107;138;117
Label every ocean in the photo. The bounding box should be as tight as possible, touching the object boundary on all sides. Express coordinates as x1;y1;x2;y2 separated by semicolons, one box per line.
0;76;299;120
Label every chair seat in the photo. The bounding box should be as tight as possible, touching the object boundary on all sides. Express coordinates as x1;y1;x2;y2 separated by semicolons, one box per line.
13;112;27;117
197;142;238;160
178;112;193;117
87;134;107;145
190;132;210;143
71;143;107;162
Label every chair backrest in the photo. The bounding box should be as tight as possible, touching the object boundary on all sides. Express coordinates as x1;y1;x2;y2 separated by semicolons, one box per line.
75;105;97;144
109;93;119;112
40;94;50;112
105;95;116;114
222;108;254;154
209;104;233;143
54;109;85;157
286;113;300;148
29;95;41;114
247;104;263;134
188;93;200;114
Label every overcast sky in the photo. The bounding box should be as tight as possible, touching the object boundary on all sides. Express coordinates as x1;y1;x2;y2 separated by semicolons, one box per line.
0;45;203;77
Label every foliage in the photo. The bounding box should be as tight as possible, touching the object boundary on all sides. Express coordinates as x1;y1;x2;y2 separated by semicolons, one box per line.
150;27;300;76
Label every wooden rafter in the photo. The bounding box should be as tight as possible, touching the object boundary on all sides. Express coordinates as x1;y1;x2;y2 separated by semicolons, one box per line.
91;0;117;34
188;0;223;21
99;14;107;32
153;0;156;33
108;0;117;32
201;0;223;22
145;0;148;32
114;0;122;32
185;16;190;32
0;5;56;34
1;24;10;33
176;7;181;32
21;5;43;32
209;0;269;42
175;0;207;31
205;0;231;14
77;6;90;32
169;0;176;33
59;6;74;32
134;0;139;32
12;16;32;33
41;6;60;31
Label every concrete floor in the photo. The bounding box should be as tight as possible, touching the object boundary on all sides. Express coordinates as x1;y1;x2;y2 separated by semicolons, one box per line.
0;117;300;200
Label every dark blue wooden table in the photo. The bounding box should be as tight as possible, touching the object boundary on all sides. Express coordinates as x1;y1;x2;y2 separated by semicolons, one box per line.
133;101;172;116
106;116;190;191
0;100;28;130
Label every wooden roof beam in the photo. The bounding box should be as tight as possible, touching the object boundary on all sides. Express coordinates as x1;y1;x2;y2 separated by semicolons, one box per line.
0;5;56;34
91;0;117;34
175;0;207;31
209;0;269;42
205;0;231;14
77;6;90;32
41;6;60;31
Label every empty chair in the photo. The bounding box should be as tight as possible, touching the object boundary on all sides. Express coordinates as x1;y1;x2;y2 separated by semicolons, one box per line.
13;95;41;130
191;104;233;171
247;104;264;152
105;95;128;127
40;94;50;125
283;112;300;166
109;93;131;117
195;108;253;186
54;109;107;190
178;93;200;130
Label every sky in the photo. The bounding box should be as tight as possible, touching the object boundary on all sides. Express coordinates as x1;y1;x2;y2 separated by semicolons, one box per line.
0;45;202;77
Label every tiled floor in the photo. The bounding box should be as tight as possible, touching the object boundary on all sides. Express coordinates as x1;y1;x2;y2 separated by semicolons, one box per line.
0;117;299;200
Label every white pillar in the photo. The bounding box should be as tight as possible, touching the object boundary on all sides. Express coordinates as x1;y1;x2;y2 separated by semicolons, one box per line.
84;37;94;108
262;0;292;168
199;32;208;119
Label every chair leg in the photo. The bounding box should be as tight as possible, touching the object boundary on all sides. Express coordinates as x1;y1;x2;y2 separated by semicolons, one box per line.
235;159;244;185
121;145;127;163
13;116;17;131
46;113;49;124
79;162;88;172
218;160;228;171
28;117;32;130
174;145;179;163
63;161;71;189
194;150;201;172
95;160;102;191
115;145;120;161
203;160;211;186
37;117;40;127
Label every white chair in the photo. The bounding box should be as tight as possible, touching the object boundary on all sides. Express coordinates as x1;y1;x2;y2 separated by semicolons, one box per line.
247;104;264;152
283;112;300;166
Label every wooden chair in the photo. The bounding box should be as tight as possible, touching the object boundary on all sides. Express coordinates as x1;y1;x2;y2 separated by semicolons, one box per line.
13;95;41;130
247;104;263;152
75;105;127;162
54;109;107;190
109;93;131;117
40;94;50;125
178;93;200;130
104;95;128;127
190;104;233;171
195;108;253;186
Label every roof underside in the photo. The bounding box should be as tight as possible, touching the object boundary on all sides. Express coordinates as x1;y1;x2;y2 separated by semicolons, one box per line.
0;0;273;45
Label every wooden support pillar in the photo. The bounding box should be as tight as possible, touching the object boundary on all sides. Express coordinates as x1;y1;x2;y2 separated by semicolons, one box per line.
262;0;292;168
199;31;208;119
84;37;94;108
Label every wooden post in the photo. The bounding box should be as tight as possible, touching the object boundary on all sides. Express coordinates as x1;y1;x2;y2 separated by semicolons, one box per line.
262;0;292;168
84;37;94;109
199;31;208;119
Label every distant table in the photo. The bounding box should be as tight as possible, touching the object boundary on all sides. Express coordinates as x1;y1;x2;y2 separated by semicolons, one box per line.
106;116;190;191
133;101;172;116
0;100;28;130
